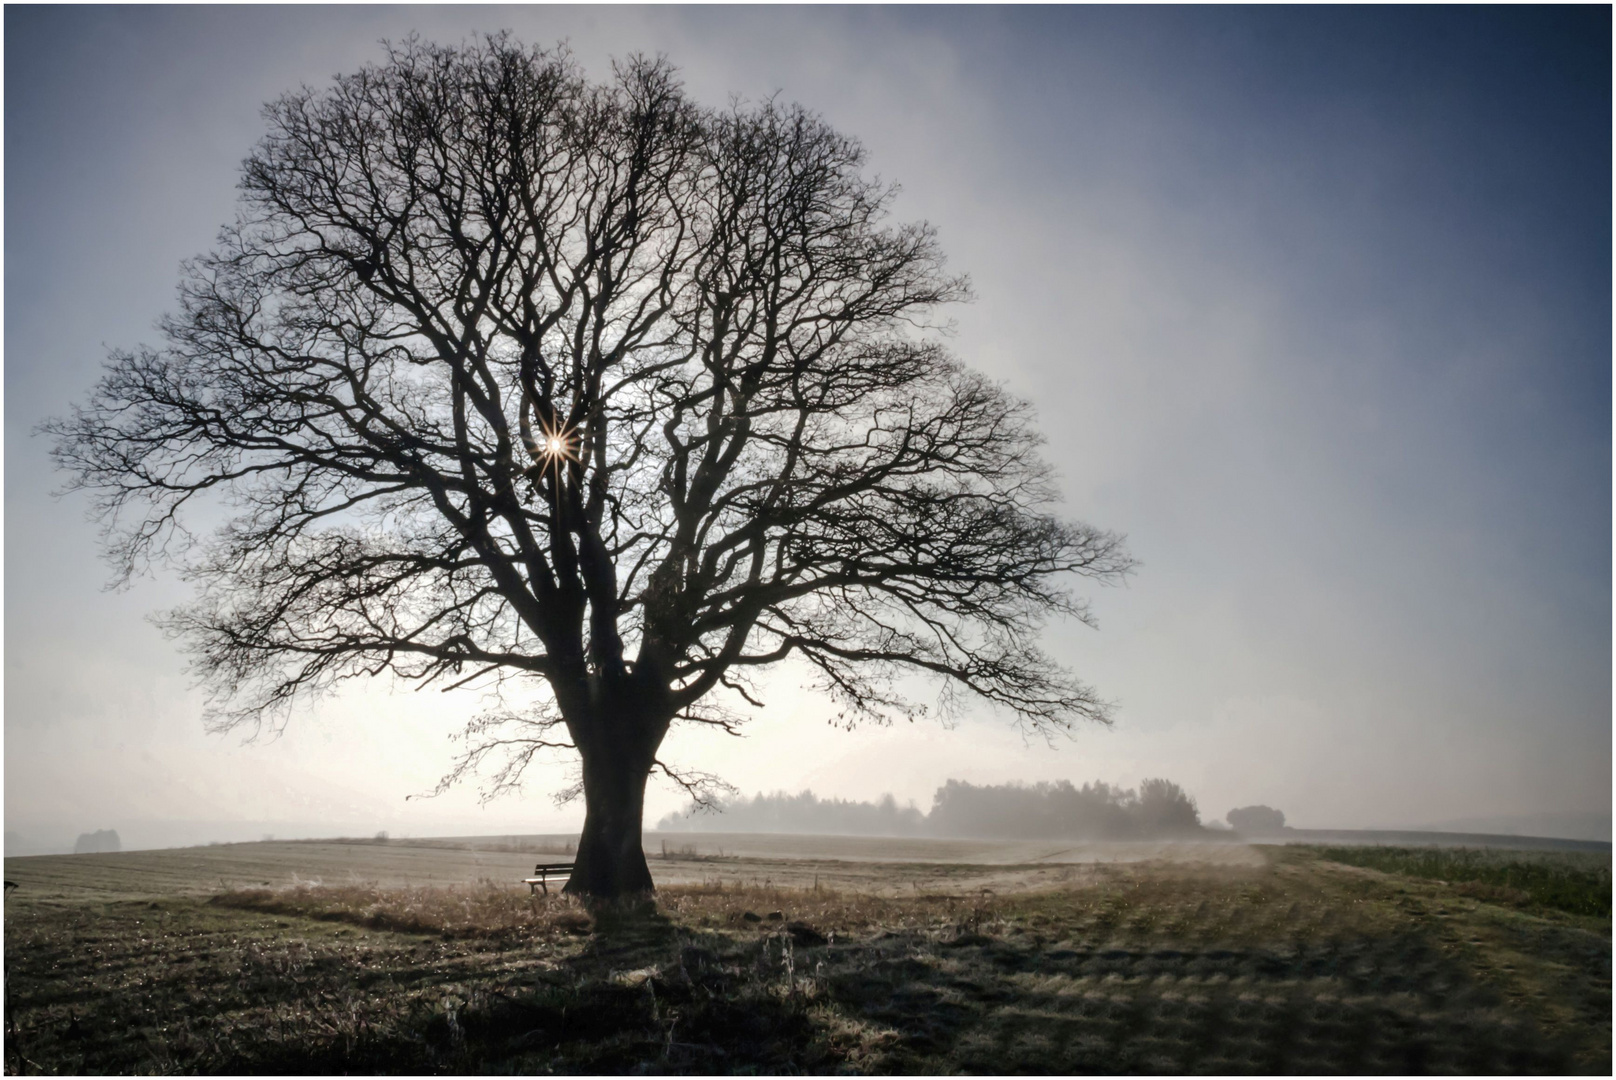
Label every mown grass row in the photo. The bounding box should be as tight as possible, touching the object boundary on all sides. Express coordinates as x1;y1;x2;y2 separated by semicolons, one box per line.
1309;845;1611;917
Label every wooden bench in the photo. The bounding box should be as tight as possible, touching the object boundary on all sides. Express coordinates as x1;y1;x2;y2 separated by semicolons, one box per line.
523;862;575;896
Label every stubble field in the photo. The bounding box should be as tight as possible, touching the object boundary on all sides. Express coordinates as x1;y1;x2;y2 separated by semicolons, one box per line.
4;834;1608;1073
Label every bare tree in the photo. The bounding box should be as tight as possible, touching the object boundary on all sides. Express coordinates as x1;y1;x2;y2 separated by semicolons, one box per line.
48;37;1132;898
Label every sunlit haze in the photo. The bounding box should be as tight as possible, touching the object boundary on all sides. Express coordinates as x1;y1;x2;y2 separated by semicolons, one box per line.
6;6;1609;853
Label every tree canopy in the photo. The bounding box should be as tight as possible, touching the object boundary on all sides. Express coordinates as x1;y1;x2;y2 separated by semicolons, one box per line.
49;36;1132;896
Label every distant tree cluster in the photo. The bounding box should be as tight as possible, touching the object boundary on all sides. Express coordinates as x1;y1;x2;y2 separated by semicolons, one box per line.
929;778;1203;840
657;791;927;836
73;829;121;854
1226;805;1288;835
658;778;1207;840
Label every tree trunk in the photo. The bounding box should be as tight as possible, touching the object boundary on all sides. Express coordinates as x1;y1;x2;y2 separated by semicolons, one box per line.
564;733;657;900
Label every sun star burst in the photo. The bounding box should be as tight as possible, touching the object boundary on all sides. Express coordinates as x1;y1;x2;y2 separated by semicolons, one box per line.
535;413;579;476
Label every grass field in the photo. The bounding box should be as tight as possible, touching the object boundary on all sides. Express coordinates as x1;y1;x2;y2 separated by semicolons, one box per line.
1311;846;1611;918
4;836;1608;1073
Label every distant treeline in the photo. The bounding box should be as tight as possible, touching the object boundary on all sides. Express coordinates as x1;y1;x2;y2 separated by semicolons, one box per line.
657;791;929;837
73;829;121;854
656;779;1208;840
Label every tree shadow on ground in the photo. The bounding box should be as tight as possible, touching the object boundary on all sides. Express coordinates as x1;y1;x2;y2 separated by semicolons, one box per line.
194;922;1579;1074
6;877;1602;1075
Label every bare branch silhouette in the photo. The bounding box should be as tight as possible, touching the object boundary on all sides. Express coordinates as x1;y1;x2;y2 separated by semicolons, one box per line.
46;36;1133;898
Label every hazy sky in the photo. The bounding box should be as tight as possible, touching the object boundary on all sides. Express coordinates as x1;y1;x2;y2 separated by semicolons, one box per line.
6;6;1610;851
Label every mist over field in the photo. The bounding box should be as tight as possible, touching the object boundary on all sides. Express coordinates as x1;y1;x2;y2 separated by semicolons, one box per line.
4;10;1607;1073
6;787;1609;858
5;7;1608;857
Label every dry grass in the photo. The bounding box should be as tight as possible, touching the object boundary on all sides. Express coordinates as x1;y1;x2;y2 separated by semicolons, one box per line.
211;880;594;940
4;847;1608;1074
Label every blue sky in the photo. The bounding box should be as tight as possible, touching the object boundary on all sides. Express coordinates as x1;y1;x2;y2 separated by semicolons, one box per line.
5;6;1609;851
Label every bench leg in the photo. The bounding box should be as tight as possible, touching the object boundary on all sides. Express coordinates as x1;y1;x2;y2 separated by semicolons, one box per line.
540;874;548;896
